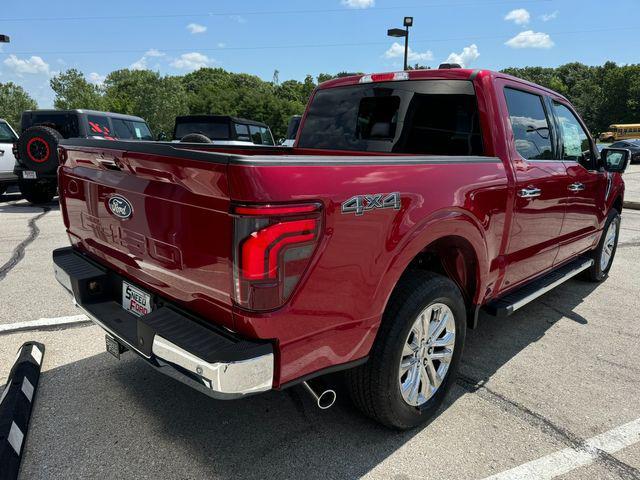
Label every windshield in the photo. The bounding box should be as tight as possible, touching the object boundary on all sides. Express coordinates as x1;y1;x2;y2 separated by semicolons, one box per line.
174;121;230;140
111;118;153;140
297;79;483;155
0;122;17;142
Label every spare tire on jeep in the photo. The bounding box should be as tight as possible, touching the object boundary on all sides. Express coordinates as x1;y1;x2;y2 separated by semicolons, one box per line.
17;126;63;174
180;133;212;143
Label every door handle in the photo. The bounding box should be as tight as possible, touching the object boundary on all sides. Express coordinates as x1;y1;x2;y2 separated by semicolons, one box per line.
568;182;585;192
518;187;542;199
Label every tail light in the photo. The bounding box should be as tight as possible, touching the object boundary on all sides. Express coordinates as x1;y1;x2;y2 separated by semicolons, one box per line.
232;203;322;311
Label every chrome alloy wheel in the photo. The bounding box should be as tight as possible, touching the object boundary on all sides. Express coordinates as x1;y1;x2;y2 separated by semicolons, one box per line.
399;303;456;407
600;218;619;271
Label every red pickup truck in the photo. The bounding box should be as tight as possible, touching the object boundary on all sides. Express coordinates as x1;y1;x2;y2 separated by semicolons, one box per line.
53;68;630;430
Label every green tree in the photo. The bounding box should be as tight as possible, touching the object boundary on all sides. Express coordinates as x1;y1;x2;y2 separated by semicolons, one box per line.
50;69;105;110
102;69;189;135
0;82;38;128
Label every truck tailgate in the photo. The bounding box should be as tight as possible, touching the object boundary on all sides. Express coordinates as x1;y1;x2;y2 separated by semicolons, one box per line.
58;142;235;329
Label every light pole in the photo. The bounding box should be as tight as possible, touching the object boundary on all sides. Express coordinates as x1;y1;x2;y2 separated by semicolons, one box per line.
387;17;413;70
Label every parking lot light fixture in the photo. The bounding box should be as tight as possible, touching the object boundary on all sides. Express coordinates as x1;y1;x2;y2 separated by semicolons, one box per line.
387;18;413;71
0;34;10;43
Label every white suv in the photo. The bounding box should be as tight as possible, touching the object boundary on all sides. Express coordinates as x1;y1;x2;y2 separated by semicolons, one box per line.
0;119;19;196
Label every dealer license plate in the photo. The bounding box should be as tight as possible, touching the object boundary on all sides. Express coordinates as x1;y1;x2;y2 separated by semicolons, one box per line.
122;281;152;317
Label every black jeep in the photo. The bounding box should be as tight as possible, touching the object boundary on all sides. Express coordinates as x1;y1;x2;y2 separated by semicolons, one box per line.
14;110;153;204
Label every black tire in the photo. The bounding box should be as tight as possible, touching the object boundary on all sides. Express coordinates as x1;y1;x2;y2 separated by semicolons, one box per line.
346;271;466;430
0;185;6;196
180;133;211;143
19;180;56;205
587;208;621;282
17;126;62;174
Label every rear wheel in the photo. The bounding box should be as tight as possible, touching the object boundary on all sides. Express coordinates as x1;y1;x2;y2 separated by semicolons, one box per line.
346;271;466;430
19;180;56;205
16;126;62;174
587;209;621;282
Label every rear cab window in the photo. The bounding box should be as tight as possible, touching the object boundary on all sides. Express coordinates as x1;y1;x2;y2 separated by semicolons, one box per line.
297;79;483;155
504;87;554;160
174;120;230;140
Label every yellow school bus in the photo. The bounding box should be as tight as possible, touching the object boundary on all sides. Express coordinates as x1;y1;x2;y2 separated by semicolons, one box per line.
599;124;640;142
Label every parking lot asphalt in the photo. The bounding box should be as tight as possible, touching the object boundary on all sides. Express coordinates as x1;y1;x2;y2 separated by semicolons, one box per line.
0;191;639;479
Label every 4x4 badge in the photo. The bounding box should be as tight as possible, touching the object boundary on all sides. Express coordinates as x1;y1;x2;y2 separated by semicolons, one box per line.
108;195;133;219
341;192;401;216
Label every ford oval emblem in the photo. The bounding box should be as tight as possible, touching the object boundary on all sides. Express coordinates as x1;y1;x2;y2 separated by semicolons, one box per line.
108;195;133;219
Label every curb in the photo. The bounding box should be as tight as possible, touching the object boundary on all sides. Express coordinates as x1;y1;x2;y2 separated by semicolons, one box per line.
0;342;45;480
623;201;640;210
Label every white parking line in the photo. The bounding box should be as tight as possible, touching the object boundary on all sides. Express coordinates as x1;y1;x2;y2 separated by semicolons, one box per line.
0;314;90;334
484;417;640;479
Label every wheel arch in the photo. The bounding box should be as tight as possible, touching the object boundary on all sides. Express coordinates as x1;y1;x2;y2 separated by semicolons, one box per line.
376;209;490;331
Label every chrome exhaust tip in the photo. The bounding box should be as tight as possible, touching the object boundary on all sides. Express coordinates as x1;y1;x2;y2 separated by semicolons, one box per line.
302;380;336;410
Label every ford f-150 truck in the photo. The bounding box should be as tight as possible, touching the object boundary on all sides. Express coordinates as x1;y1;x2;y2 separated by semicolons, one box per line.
53;68;630;430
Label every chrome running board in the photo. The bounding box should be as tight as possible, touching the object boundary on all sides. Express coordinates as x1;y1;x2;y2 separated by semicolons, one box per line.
485;258;594;317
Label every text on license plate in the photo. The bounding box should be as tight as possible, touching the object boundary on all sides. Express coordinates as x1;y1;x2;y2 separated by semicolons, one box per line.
122;281;152;317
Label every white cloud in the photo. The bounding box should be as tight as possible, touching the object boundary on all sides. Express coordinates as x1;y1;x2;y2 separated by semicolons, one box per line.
540;10;559;21
170;52;214;71
130;57;149;70
505;31;554;49
3;55;50;75
88;72;106;85
445;44;480;67
504;8;530;25
129;49;165;70
145;48;165;57
384;42;434;63
341;0;375;8
187;23;207;34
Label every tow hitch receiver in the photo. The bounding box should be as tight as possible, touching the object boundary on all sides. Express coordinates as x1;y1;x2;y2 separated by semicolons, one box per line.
105;335;127;360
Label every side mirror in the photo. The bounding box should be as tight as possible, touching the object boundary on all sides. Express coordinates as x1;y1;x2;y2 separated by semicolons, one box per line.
156;132;167;141
600;148;630;173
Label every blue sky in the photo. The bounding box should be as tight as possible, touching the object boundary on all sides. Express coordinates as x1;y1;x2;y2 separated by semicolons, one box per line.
1;0;639;108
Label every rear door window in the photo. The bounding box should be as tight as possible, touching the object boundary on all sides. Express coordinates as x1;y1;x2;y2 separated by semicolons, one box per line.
87;115;114;139
504;88;553;160
297;79;483;155
234;123;251;142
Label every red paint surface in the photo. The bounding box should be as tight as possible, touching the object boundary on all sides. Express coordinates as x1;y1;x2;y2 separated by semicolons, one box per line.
57;69;625;387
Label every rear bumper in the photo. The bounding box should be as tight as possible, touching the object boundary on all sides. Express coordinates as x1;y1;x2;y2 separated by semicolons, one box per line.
52;247;274;400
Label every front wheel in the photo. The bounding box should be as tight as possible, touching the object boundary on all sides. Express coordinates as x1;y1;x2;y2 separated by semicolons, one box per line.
587;209;621;282
346;271;466;430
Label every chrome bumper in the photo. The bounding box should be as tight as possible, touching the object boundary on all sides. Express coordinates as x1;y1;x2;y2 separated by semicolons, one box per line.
53;250;274;400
